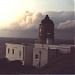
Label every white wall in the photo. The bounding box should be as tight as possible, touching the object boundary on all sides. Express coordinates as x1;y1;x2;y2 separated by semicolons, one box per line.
58;46;71;54
33;47;48;68
6;43;33;65
6;43;24;61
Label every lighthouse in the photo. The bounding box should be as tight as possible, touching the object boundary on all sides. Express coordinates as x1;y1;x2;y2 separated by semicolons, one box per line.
39;15;54;45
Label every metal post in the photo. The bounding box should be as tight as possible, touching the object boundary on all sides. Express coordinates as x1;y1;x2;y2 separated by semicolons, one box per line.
39;51;41;69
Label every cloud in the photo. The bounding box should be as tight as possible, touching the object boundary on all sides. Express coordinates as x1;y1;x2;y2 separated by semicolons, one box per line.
0;11;74;30
56;20;75;29
46;11;74;25
0;11;44;30
0;11;74;39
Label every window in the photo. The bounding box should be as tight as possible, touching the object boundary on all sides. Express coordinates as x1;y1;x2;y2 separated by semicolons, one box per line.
12;49;14;54
8;48;10;53
19;51;21;57
35;54;39;60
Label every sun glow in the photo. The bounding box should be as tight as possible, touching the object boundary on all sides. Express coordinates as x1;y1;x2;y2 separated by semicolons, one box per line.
0;0;24;25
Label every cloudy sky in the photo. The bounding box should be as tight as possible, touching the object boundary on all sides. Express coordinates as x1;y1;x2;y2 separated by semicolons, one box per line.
0;0;74;40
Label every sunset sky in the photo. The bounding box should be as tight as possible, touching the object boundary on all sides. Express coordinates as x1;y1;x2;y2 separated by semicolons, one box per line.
0;0;74;24
0;0;74;39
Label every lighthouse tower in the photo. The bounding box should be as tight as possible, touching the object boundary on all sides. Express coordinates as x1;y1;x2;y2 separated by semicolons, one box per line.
39;15;54;45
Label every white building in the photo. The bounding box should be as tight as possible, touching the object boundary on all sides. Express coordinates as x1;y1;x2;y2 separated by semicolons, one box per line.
57;45;71;54
33;44;60;68
5;43;73;68
33;47;48;68
34;44;72;54
5;43;34;65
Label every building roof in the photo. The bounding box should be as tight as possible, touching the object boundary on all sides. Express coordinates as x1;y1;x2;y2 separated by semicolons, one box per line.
34;44;75;49
5;43;33;46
